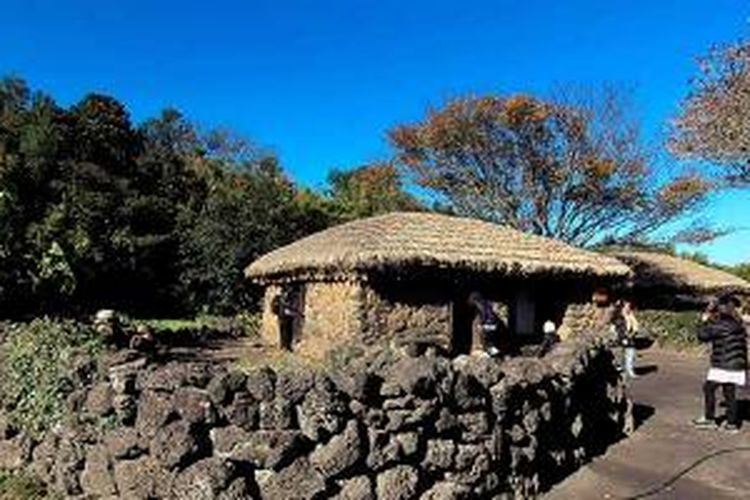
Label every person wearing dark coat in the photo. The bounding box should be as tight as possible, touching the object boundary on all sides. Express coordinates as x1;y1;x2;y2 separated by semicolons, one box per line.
272;286;300;350
693;294;748;432
468;292;503;357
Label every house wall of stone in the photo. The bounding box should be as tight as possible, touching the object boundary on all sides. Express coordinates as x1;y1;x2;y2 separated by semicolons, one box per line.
295;281;363;359
358;276;607;354
259;281;363;359
258;275;621;357
360;282;452;353
558;303;614;340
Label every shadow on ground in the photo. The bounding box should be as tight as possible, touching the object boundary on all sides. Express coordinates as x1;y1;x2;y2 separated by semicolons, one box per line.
634;364;658;376
729;400;750;424
545;349;750;499
634;337;656;350
633;403;656;430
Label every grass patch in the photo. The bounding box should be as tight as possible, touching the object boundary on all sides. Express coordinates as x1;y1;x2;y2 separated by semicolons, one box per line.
139;318;205;331
234;348;313;373
138;312;260;337
639;309;701;348
0;318;104;438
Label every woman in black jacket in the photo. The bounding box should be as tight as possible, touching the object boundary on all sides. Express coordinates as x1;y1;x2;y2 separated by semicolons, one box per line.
693;294;748;432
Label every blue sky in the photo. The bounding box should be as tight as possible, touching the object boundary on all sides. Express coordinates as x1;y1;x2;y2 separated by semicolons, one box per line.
2;0;749;263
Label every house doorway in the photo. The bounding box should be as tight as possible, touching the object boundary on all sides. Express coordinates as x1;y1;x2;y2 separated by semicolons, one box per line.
451;295;474;355
452;292;509;355
273;283;305;350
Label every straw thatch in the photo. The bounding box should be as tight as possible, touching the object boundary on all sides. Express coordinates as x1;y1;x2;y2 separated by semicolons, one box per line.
246;212;630;283
610;251;750;294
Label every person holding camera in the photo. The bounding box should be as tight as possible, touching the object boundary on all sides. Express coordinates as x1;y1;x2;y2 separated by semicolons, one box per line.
692;293;748;433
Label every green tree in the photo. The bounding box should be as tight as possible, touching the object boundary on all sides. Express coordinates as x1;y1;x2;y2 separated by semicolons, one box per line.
0;76;335;318
124;109;208;314
0;79;71;313
178;157;328;313
728;263;750;282
326;161;422;220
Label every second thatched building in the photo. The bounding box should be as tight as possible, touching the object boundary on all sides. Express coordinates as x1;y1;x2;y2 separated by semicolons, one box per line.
610;250;750;309
246;212;630;359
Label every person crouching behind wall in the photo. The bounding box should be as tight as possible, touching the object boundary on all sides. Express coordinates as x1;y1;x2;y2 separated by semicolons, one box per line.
692;293;748;433
538;320;560;357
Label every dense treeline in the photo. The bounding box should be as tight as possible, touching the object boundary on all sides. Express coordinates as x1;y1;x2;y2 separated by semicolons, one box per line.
3;61;750;320
0;77;419;318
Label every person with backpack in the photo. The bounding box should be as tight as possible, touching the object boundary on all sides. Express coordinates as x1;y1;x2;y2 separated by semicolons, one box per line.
692;293;748;432
468;292;503;357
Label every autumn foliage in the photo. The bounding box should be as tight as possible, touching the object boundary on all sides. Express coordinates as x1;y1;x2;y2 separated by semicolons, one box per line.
670;40;750;185
325;161;422;220
389;88;712;245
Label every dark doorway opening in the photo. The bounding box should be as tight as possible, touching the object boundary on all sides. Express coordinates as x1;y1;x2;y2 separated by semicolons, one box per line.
275;283;305;351
451;295;474;355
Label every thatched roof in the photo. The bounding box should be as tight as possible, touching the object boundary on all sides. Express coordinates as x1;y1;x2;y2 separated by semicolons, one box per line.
246;212;630;283
610;251;750;295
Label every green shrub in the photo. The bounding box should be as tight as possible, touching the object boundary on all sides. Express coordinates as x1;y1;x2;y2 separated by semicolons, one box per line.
0;318;103;437
639;309;701;348
0;471;49;499
234;312;260;338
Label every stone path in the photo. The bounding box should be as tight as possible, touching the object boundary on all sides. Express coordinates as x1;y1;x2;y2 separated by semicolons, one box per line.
545;348;750;500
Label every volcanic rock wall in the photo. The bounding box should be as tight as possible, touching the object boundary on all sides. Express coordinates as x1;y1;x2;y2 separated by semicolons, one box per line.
0;331;631;499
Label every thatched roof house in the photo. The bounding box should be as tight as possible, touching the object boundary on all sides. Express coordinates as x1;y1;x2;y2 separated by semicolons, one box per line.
610;251;750;309
247;212;630;358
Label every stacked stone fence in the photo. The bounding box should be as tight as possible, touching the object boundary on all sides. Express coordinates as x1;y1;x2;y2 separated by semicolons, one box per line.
0;330;631;499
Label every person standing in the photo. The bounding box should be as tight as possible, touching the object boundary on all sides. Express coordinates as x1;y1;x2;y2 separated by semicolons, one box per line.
272;285;300;350
693;294;748;432
621;300;640;379
468;292;502;357
608;299;627;372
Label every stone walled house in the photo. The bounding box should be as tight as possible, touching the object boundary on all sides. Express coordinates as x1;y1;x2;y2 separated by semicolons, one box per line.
246;212;630;359
610;251;750;310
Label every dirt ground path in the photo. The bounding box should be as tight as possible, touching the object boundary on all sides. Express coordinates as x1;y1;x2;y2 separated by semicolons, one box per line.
161;335;301;368
545;348;750;500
